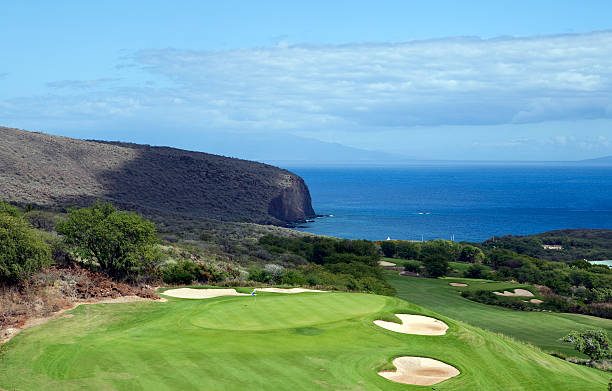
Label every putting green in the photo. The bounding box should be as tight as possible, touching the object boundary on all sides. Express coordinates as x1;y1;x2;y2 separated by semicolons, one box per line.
0;291;607;390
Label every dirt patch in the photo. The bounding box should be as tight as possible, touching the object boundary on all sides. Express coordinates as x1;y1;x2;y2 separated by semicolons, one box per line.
449;283;468;287
493;289;534;297
374;314;449;335
1;265;159;345
256;288;327;294
530;299;544;304
379;261;396;267
378;356;460;386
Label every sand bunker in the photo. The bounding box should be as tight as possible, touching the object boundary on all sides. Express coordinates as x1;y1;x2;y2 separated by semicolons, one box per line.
493;289;534;297
374;314;448;335
378;356;460;386
256;288;327;294
529;299;543;304
162;288;250;299
449;282;468;287
379;261;397;267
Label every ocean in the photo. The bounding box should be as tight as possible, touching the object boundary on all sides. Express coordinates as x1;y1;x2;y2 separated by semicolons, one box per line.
286;164;612;242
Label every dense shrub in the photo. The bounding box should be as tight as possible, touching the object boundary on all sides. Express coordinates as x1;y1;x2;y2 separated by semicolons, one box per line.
380;241;396;257
248;268;271;283
56;203;160;279
403;260;422;273
0;200;21;217
162;260;218;284
464;264;489;279
561;329;612;362
281;269;307;285
395;241;420;260
257;235;393;295
458;245;485;263
24;210;59;232
423;254;449;277
0;214;52;284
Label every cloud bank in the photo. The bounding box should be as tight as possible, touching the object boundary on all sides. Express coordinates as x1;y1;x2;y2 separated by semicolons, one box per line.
1;31;612;160
129;31;612;129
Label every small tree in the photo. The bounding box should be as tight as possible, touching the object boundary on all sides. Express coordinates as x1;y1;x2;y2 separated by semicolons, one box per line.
56;203;159;279
380;241;397;258
561;329;611;363
395;241;420;260
423;254;449;278
0;200;21;217
464;264;488;279
458;245;485;264
0;214;52;284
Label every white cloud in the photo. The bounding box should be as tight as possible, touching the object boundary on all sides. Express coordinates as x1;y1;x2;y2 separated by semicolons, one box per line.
126;31;612;129
2;31;612;152
46;78;120;89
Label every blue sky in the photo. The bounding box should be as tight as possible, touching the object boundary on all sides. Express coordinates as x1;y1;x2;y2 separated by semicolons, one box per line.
2;1;612;161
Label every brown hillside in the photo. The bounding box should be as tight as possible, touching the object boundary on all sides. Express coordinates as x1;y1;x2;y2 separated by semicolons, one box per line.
0;127;315;225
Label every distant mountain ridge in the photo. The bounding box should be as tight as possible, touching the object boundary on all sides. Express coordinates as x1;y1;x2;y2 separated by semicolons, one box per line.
0;127;316;225
580;155;612;164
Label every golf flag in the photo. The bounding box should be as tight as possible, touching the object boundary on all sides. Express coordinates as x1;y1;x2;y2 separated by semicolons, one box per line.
251;289;257;296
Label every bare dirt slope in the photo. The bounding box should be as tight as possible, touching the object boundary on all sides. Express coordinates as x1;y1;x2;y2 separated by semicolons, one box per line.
0;127;315;224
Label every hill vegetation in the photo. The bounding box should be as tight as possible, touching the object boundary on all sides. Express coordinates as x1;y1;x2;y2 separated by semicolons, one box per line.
381;238;612;319
0;127;315;225
482;229;612;262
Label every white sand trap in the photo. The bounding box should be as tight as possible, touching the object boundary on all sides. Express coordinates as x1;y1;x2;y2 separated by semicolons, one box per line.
374;314;448;335
379;261;397;267
493;289;534;297
256;287;327;294
449;282;468;287
378;356;460;386
530;299;543;304
162;288;249;299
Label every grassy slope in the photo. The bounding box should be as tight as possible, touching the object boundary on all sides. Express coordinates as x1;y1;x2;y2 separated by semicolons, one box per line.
387;272;612;356
0;292;608;390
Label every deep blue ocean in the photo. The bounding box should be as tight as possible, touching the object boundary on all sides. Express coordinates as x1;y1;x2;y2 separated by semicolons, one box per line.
286;165;612;242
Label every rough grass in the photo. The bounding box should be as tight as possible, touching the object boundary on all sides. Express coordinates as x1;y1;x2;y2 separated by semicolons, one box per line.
387;272;612;357
0;291;608;390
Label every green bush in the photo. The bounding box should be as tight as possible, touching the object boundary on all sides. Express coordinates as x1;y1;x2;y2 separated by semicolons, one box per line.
248;268;271;283
379;241;396;258
464;264;489;279
0;200;21;217
56;202;160;279
561;329;611;362
395;241;420;260
423;254;449;277
24;210;59;232
403;260;422;273
162;260;215;285
0;214;52;284
281;269;307;285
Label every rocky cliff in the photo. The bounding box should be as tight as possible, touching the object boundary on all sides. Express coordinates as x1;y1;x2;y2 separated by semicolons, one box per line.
0;127;316;225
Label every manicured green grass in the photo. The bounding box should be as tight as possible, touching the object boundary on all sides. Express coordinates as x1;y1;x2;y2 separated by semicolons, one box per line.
0;291;608;390
387;272;612;357
382;257;492;274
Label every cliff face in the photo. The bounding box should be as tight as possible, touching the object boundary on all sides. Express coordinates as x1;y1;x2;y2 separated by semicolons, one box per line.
268;175;316;222
0;127;316;225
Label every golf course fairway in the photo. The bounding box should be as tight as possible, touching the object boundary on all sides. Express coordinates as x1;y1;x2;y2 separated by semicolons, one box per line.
0;290;608;390
387;272;612;357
